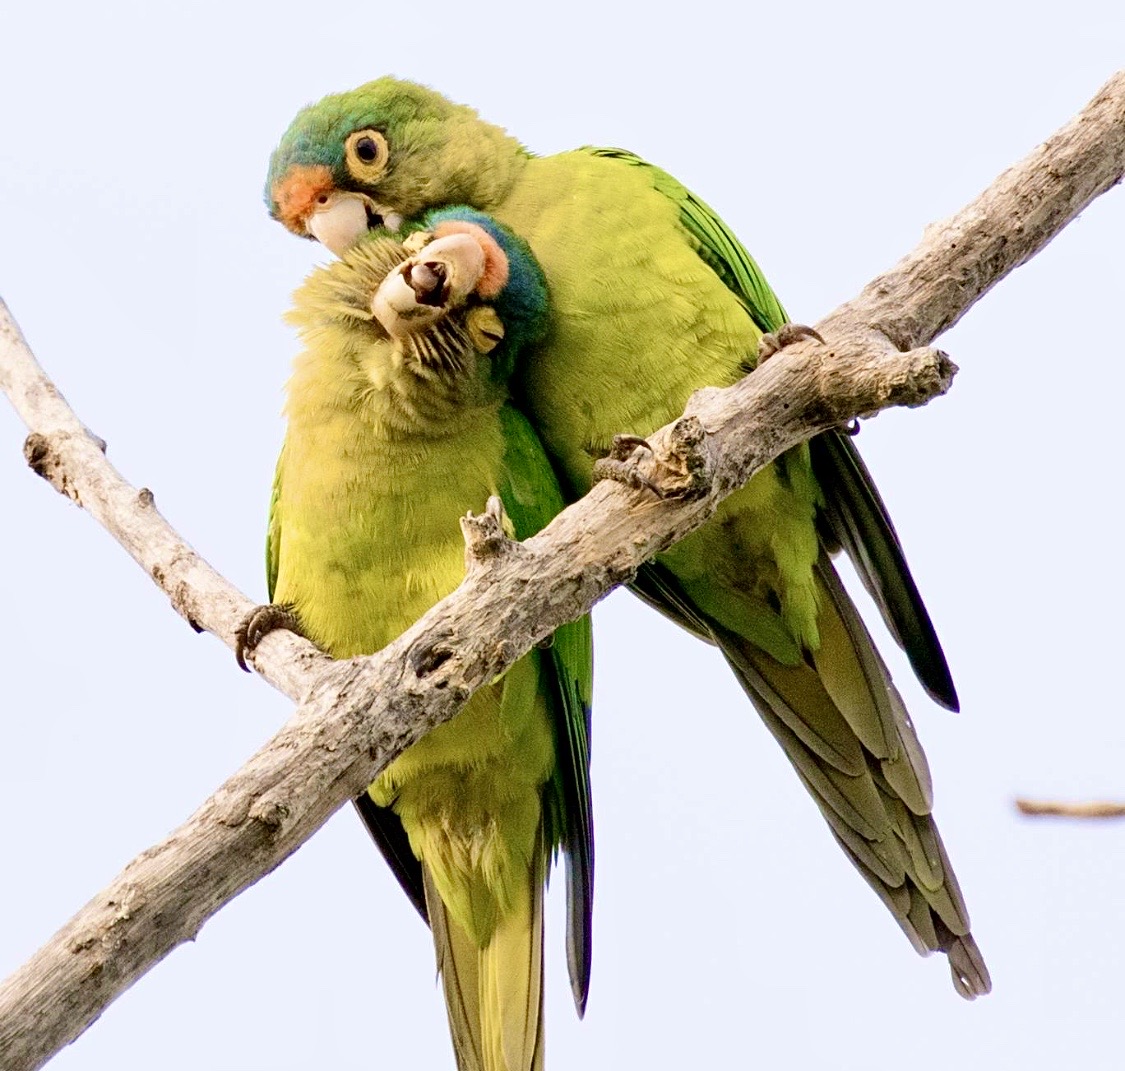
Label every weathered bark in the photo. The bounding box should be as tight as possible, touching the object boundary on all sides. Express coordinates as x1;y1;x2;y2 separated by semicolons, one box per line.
0;69;1122;1071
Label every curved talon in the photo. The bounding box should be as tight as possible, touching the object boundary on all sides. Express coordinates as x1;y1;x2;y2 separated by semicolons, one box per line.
609;433;654;458
842;418;861;437
235;603;304;672
592;455;665;498
757;322;826;363
590;427;712;500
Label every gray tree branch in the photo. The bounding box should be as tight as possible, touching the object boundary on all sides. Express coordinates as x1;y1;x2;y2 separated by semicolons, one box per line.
1015;799;1125;819
1;69;1122;1071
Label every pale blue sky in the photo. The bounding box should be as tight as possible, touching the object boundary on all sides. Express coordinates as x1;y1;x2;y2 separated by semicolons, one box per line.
2;2;1125;1068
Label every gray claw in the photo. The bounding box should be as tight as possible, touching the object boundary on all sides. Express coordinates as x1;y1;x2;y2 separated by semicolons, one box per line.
235;603;304;672
757;322;826;363
593;434;665;497
593;455;666;498
608;434;654;459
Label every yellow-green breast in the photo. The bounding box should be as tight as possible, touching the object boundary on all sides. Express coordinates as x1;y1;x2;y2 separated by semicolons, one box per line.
272;263;556;945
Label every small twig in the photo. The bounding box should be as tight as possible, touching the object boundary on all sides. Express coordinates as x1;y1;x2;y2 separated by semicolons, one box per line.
1015;799;1125;819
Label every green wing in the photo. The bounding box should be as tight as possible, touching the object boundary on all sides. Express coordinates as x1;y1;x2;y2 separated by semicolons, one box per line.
582;147;786;337
266;446;430;920
584;147;957;710
266;450;283;603
808;432;957;709
497;403;595;1015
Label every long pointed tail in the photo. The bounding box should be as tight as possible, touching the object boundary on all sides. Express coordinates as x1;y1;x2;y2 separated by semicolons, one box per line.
712;556;990;998
424;864;546;1071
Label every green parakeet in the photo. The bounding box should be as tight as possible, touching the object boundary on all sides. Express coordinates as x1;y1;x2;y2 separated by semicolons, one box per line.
264;80;989;998
260;208;594;1071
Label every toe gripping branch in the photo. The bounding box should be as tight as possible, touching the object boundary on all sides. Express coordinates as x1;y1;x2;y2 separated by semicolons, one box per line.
756;322;825;363
592;415;713;501
235;604;305;672
756;322;859;435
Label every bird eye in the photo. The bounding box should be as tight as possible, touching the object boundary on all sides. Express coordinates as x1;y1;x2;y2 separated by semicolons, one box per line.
344;128;389;182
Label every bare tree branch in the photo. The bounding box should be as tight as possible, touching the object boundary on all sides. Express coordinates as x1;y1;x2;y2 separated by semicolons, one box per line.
1015;799;1125;819
0;69;1122;1071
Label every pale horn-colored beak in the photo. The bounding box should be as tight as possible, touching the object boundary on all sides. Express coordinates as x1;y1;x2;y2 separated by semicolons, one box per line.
372;233;488;338
306;191;404;257
307;192;370;256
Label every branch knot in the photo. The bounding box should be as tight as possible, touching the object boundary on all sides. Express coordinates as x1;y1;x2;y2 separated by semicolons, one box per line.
660;415;714;499
24;432;81;503
461;496;521;568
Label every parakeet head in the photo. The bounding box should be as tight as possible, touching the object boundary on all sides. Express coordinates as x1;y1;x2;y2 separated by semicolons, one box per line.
266;78;526;255
289;211;546;388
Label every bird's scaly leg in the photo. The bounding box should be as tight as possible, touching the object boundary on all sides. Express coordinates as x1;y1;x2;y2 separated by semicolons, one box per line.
756;322;825;362
592;417;713;501
592;435;663;497
234;603;308;672
756;323;859;434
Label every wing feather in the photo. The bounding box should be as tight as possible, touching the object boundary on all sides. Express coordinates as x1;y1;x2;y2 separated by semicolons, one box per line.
496;404;595;1015
584;146;957;710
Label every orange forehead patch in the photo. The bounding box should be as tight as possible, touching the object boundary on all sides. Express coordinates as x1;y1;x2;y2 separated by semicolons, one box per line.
432;221;510;300
272;165;336;234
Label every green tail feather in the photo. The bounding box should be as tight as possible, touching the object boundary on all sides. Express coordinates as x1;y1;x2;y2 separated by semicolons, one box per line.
635;556;989;998
423;859;546;1071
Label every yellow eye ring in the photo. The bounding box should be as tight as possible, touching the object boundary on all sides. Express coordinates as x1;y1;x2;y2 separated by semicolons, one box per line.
344;128;389;183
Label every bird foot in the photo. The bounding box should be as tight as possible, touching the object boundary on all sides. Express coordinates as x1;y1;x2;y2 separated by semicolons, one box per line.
757;322;825;363
235;603;306;672
592;418;713;501
592;435;664;497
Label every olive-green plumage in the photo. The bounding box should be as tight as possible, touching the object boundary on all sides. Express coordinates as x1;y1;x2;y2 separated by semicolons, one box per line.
268;217;594;1071
267;79;989;997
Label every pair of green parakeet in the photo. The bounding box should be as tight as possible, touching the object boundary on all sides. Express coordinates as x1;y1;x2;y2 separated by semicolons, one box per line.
256;77;990;1071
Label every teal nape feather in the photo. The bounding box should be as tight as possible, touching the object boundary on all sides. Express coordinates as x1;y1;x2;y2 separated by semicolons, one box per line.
266;76;989;1007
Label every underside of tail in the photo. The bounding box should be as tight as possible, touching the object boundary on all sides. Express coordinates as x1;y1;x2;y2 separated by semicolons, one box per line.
424;864;546;1071
666;555;990;998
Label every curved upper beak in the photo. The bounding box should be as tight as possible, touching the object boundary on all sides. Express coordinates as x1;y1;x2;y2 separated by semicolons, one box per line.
307;192;371;257
271;165;404;256
307;192;406;257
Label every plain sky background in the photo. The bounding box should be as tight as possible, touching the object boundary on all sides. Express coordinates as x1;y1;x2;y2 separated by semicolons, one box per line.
3;3;1125;1069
